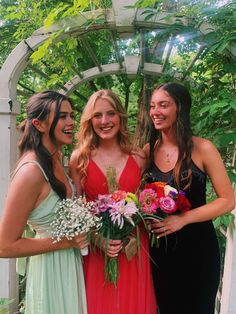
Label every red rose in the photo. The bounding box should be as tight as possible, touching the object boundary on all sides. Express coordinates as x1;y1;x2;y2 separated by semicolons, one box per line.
144;182;166;198
176;194;191;212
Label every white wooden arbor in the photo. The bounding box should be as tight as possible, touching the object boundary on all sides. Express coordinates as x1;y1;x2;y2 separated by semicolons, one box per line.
0;0;235;313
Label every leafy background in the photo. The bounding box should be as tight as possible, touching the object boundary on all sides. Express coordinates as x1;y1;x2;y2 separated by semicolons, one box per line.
0;0;235;312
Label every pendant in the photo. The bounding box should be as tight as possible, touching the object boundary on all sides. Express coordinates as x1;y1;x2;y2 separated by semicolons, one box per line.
166;153;170;163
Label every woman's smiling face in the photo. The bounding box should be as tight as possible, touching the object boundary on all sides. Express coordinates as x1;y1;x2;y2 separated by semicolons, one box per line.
91;98;120;141
40;100;75;148
150;88;177;132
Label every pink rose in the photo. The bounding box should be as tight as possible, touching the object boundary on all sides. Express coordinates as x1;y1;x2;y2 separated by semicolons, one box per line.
112;190;127;202
159;196;177;214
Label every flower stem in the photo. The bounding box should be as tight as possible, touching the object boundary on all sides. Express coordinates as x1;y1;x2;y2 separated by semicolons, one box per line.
105;257;118;283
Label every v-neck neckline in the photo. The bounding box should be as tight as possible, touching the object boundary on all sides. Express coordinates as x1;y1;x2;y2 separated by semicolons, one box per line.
90;155;131;186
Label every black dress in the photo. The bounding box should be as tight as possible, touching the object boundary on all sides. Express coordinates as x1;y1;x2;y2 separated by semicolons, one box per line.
149;161;220;314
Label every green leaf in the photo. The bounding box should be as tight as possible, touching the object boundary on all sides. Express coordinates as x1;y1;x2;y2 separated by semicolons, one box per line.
229;100;236;110
144;13;156;21
213;217;222;228
30;38;53;64
214;213;235;229
44;4;70;28
228;171;236;183
215;133;236;145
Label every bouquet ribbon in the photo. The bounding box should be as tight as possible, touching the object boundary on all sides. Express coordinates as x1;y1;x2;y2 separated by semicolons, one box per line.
122;235;137;261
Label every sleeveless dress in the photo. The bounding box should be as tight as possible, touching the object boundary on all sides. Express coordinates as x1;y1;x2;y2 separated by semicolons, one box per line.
83;155;157;314
149;161;220;314
13;160;87;314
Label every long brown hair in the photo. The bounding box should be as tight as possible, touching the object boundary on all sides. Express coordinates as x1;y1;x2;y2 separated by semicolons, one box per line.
148;82;193;189
18;90;73;199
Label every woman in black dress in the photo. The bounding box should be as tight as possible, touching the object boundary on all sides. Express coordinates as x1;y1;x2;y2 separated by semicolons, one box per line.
144;82;235;314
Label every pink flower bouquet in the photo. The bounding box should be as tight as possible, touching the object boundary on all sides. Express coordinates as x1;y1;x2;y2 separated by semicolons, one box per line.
94;190;140;283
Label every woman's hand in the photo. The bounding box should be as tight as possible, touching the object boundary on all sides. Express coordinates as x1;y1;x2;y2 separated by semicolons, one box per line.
70;233;88;249
106;239;123;257
150;214;187;238
96;236;123;257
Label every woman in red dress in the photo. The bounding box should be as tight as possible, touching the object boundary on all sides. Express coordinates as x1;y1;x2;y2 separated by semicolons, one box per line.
70;89;157;314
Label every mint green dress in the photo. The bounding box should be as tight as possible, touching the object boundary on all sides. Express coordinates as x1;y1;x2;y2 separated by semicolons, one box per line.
14;160;87;314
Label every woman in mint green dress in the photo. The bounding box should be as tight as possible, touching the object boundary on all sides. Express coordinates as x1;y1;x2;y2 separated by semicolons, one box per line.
0;91;87;314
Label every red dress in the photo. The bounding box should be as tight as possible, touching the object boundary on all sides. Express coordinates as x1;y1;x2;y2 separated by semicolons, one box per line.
83;155;157;314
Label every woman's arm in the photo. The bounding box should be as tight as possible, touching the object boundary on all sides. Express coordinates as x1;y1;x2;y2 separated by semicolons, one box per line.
132;146;148;174
69;149;83;196
183;137;235;222
0;164;88;258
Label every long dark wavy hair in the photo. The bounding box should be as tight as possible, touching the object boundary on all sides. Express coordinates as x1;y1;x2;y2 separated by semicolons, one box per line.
148;82;193;189
18;90;73;199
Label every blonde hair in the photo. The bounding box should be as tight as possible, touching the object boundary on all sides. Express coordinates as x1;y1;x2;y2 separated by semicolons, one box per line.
75;90;133;184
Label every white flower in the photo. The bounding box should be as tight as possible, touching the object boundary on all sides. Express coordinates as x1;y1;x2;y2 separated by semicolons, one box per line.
164;185;178;198
50;197;101;242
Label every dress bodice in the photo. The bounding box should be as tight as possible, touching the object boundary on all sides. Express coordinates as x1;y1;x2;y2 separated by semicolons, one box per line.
12;160;74;236
84;155;141;201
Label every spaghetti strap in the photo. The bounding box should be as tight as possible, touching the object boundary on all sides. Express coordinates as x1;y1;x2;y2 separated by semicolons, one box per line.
11;160;49;182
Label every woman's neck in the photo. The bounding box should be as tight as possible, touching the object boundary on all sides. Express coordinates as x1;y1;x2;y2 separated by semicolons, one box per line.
160;128;176;144
97;139;121;153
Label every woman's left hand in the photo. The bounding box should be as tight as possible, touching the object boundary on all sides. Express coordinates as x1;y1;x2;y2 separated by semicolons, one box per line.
71;233;89;249
150;214;187;238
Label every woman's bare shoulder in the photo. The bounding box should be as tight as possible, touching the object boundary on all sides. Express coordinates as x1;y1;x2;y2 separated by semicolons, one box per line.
131;146;148;174
132;146;146;158
192;136;217;153
142;143;150;158
70;149;80;164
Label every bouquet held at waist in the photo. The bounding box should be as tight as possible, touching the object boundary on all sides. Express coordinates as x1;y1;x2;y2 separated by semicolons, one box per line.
50;168;191;283
50;197;101;256
49;192;141;283
138;180;191;246
93;189;141;283
50;165;142;284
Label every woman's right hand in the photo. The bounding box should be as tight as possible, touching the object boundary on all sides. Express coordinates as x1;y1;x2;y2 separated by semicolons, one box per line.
97;236;123;257
70;233;88;249
106;239;123;257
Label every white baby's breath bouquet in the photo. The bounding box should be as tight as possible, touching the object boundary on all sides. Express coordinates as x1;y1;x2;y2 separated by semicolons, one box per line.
50;196;101;255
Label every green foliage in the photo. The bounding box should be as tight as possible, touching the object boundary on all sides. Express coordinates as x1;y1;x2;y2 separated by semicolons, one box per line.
0;0;235;309
214;213;235;230
214;212;235;257
1;0;235;161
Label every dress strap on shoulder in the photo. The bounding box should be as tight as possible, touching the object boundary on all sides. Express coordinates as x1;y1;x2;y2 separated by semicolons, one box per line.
11;159;49;182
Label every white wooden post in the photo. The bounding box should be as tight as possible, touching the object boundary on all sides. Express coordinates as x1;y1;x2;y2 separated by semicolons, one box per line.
219;207;236;314
219;144;236;314
0;101;20;312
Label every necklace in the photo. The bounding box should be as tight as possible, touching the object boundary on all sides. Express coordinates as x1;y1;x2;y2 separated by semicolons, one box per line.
164;149;177;163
